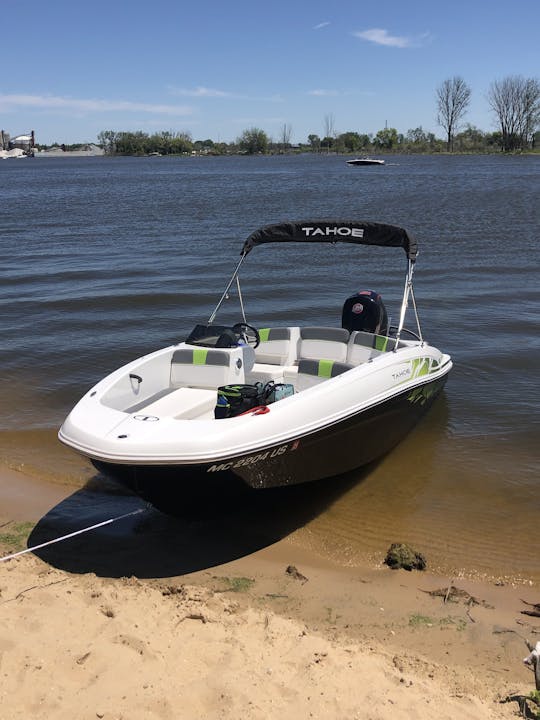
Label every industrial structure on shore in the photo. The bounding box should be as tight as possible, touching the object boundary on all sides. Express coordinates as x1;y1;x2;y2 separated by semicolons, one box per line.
1;130;104;158
0;129;35;158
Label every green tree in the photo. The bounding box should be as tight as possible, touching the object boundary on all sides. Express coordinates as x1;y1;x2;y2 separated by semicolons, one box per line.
373;127;398;149
338;131;366;152
115;131;148;154
238;127;269;154
454;124;485;152
307;134;321;152
97;130;118;154
321;135;334;151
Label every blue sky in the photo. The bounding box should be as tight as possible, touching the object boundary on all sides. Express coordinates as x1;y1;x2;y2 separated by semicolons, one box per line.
1;0;538;145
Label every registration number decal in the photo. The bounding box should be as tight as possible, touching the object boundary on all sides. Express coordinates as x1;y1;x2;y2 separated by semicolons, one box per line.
207;441;298;473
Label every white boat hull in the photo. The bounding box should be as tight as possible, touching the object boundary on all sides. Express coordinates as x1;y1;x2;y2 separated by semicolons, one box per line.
59;338;451;495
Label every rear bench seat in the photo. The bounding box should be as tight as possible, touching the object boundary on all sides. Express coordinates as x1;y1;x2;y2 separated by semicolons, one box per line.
283;327;349;386
296;358;353;392
346;331;399;364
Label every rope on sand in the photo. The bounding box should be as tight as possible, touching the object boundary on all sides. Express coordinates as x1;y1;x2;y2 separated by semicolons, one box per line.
0;507;147;563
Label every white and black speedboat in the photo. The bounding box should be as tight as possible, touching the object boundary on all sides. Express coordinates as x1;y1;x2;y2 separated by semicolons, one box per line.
346;158;385;166
59;220;451;506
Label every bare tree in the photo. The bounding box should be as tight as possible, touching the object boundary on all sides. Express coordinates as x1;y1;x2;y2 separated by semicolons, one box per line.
323;113;335;154
279;123;292;153
436;76;471;152
488;75;540;152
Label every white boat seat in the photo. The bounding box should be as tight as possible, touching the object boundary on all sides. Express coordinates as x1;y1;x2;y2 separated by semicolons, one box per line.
254;327;300;366
298;327;349;363
139;387;217;419
347;331;398;364
296;358;353;392
170;347;245;389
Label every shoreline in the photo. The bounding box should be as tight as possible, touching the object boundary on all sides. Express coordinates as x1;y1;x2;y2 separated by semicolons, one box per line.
1;464;539;718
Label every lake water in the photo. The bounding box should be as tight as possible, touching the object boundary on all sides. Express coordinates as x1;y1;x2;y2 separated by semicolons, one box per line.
1;153;539;581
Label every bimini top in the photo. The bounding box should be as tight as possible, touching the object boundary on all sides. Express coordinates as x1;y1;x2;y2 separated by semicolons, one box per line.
241;220;417;261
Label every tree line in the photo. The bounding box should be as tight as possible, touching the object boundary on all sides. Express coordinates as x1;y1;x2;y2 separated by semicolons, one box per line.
92;74;538;157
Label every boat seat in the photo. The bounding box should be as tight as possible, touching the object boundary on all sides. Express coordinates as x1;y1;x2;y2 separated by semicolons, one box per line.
248;327;300;384
170;347;245;389
298;327;350;363
347;331;398;365
254;327;300;365
138;387;217;419
296;358;353;392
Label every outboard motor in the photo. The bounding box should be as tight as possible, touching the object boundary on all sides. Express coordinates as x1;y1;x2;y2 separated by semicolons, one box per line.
341;290;388;335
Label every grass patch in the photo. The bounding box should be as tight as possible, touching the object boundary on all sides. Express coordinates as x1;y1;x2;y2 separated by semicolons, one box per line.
528;691;540;719
409;613;434;628
409;613;467;631
217;576;255;593
0;521;35;554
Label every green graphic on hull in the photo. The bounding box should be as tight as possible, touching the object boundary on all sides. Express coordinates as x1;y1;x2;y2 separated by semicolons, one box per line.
407;383;438;405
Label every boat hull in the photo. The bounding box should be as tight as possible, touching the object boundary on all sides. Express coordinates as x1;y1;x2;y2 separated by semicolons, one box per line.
92;374;447;508
346;159;385;166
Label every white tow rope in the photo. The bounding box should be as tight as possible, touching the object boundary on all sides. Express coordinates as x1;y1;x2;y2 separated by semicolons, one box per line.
0;507;147;563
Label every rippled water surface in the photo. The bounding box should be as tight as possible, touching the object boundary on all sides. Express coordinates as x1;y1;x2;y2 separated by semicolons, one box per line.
1;154;539;580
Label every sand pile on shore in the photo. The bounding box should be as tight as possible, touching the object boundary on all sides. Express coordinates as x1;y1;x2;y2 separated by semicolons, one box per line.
0;552;523;720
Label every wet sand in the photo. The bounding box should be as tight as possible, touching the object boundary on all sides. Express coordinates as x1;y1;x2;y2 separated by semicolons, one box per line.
1;463;539;719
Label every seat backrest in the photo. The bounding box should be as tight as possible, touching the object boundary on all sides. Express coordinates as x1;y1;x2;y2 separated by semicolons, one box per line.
254;327;300;366
347;331;398;365
296;358;353;392
298;327;349;363
170;347;245;389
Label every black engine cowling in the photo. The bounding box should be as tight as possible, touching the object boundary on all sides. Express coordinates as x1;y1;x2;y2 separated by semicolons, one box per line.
341;290;388;335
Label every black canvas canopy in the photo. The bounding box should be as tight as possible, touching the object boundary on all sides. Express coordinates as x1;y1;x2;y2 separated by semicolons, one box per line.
241;220;417;261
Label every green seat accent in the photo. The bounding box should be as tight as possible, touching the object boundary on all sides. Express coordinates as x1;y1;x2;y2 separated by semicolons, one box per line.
259;328;271;343
193;348;209;365
318;359;334;378
375;335;389;352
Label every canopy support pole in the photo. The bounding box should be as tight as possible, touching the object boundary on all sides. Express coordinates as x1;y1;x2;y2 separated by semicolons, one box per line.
236;275;247;323
208;253;248;324
394;260;420;347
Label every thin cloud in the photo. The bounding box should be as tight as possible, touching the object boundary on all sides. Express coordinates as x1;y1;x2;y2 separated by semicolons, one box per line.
353;28;414;48
313;21;330;30
0;93;193;115
168;86;235;98
308;89;339;97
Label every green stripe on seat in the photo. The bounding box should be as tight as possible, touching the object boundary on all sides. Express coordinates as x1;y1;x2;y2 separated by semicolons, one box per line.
318;359;334;378
375;335;389;352
259;328;271;343
193;348;208;365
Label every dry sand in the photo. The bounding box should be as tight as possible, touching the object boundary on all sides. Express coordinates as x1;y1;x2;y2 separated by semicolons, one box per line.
1;465;539;719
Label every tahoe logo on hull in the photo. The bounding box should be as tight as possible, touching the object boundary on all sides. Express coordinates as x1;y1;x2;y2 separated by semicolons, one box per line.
302;226;364;238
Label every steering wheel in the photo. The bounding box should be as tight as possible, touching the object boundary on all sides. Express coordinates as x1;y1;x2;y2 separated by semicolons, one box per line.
232;323;260;348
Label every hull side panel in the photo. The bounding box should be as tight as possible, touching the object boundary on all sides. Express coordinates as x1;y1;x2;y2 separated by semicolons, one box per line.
93;376;447;502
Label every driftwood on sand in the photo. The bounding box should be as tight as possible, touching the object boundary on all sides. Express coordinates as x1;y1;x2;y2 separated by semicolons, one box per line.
421;585;493;609
521;599;540;618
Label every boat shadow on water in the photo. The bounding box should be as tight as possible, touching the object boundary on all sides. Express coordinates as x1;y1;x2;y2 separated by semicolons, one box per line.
28;464;374;579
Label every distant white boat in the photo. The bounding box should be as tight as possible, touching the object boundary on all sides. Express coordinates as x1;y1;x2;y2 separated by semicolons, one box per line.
346;158;385;166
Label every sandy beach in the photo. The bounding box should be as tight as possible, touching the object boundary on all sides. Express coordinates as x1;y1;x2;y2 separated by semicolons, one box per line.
1;464;539;719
